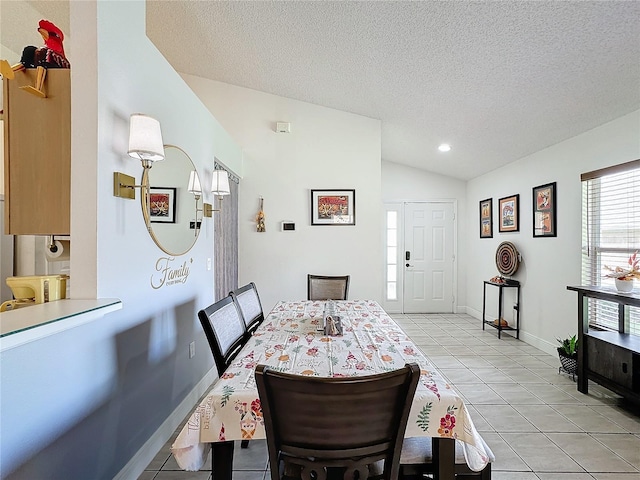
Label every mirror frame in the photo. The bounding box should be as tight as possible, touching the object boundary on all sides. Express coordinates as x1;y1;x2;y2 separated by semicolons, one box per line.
142;144;201;256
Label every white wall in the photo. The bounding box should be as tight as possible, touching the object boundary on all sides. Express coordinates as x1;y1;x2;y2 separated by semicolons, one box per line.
183;75;383;311
466;110;640;355
1;1;242;478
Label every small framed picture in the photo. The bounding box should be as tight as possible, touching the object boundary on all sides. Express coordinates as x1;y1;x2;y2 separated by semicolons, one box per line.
533;182;557;237
311;189;355;225
149;187;176;223
498;194;519;233
479;198;493;238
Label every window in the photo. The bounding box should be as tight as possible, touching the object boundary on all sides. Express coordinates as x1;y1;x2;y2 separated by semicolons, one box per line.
385;210;398;300
581;159;640;334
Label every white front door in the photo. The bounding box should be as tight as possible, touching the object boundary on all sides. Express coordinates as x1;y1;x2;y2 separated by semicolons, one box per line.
403;202;455;313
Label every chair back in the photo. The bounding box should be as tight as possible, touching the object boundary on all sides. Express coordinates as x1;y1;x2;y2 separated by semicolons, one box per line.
255;362;420;480
230;282;264;336
307;274;350;301
198;295;246;375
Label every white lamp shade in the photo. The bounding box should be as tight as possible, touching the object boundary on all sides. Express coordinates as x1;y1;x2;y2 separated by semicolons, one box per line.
128;114;164;162
211;170;230;196
187;170;202;194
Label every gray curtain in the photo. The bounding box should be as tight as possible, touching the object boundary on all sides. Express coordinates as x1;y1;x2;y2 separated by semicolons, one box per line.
214;171;239;301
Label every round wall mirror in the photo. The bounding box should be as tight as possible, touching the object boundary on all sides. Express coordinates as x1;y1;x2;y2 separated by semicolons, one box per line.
145;145;201;256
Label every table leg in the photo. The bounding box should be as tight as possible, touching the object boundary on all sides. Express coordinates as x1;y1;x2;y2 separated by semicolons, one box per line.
432;437;455;480
577;292;588;394
211;441;234;480
482;283;486;331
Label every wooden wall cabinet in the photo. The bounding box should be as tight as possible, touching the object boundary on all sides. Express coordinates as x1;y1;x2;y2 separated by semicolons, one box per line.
3;69;71;235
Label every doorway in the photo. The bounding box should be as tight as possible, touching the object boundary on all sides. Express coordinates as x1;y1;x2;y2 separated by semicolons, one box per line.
383;202;456;313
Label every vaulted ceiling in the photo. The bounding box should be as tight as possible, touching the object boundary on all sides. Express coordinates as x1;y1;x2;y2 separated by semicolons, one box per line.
7;1;640;180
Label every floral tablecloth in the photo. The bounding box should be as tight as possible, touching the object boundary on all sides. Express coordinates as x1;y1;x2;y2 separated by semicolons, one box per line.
172;300;493;471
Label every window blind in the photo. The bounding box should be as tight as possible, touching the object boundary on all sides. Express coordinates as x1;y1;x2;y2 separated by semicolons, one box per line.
581;159;640;334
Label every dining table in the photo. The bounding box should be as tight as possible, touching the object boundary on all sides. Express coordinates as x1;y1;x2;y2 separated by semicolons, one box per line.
172;300;494;479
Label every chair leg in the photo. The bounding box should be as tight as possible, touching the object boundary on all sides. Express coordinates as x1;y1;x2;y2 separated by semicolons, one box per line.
432;437;455;480
241;439;249;449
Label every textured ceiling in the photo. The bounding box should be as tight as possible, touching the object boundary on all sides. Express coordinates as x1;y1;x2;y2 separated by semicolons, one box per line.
146;1;640;180
4;2;638;181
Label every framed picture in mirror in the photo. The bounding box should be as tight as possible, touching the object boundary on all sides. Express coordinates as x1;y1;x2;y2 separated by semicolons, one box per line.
149;187;176;223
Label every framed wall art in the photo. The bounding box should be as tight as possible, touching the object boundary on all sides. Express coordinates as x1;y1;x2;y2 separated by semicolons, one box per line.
311;189;355;225
149;187;177;223
498;194;519;233
479;198;493;238
533;182;557;237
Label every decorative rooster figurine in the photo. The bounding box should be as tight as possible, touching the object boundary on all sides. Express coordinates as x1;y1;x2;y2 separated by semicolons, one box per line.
0;19;70;98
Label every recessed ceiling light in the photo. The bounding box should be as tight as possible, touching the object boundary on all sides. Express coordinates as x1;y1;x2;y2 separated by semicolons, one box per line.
438;144;451;152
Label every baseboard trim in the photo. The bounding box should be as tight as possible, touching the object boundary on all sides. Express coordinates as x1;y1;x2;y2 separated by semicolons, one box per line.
519;331;556;356
464;305;482;319
113;366;218;480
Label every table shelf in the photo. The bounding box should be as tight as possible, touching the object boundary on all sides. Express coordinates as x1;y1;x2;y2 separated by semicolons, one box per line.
482;280;520;339
566;285;640;405
483;320;518;333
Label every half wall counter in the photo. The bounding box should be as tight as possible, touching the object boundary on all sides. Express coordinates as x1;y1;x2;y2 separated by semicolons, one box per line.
0;299;122;352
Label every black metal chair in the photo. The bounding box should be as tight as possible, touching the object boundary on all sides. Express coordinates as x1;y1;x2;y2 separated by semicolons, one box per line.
255;362;420;480
230;282;265;339
197;295;246;378
307;274;350;301
399;436;493;479
199;294;254;449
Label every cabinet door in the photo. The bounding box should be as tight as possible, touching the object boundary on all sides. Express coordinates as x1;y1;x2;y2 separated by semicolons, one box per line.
587;336;633;389
3;69;71;235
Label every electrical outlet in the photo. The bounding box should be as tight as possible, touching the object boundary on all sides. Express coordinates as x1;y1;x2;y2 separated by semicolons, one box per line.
189;341;195;358
207;258;212;271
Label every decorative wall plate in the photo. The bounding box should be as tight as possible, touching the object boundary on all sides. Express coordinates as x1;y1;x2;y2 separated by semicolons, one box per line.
496;241;520;276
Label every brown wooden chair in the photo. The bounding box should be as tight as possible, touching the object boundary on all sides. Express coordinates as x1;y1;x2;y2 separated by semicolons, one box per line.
307;274;350;301
399;437;493;479
255;362;420;480
198;295;246;376
230;282;265;339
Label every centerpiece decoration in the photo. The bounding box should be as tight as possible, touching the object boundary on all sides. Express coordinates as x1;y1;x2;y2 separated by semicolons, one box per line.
604;251;639;293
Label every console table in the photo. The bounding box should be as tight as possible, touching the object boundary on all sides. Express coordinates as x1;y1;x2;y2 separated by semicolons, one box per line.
482;280;520;339
566;286;640;405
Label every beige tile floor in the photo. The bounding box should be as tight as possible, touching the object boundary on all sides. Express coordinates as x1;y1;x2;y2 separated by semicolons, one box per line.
140;313;640;480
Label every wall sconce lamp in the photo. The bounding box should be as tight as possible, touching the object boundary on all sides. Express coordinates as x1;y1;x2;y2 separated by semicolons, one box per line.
203;169;231;216
113;114;164;200
188;170;205;232
188;170;202;200
113;114;164;229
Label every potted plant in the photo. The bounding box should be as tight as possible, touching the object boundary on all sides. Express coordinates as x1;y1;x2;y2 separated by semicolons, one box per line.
604;251;639;293
557;334;578;379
